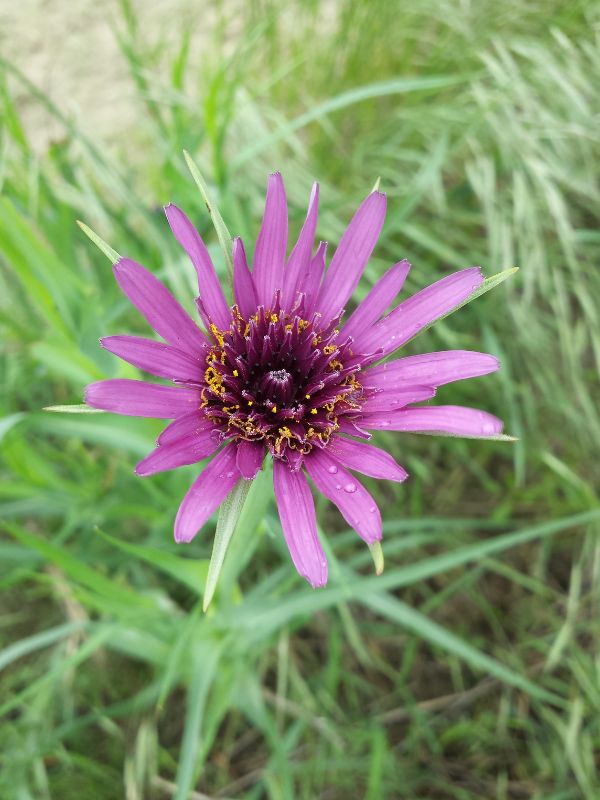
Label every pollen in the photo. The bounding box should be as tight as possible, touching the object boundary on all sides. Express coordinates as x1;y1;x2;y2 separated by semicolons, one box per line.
199;301;365;466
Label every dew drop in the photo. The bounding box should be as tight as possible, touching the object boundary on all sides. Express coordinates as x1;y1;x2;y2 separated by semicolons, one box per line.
335;483;342;490
369;506;376;513
225;470;235;478
343;482;357;493
327;465;338;474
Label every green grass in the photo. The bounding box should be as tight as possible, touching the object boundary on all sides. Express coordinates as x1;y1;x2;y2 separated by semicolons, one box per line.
1;1;599;797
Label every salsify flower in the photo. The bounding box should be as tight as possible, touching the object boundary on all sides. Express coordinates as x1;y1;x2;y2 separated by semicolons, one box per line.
85;174;503;587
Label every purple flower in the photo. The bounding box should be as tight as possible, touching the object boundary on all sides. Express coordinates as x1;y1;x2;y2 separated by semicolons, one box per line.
85;174;503;588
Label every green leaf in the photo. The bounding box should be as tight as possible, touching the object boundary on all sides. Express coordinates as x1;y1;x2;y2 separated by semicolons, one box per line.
5;524;153;609
77;220;120;263
43;404;104;413
362;593;562;705
369;541;384;575
0;413;25;442
0;621;87;672
203;479;252;611
174;641;221;800
233;74;471;167
97;529;209;596
405;431;519;442
183;150;233;280
238;509;600;639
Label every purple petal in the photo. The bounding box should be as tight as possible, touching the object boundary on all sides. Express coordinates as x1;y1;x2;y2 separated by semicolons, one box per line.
233;237;258;318
236;440;265;480
113;258;207;357
135;431;220;476
363;350;500;388
164;205;231;330
253;173;288;306
85;379;199;418
174;443;240;543
158;412;214;445
316;191;387;324
282;182;319;310
303;242;327;317
273;460;328;588
360;405;504;437
338;418;372;439
327;437;408;482
101;335;203;382
360;385;436;413
360;267;484;359
341;260;411;345
304;450;382;544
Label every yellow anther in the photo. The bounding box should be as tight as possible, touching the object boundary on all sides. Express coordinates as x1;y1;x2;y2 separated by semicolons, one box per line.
310;408;318;415
247;400;253;406
270;313;279;323
305;394;311;399
271;405;277;413
233;369;239;377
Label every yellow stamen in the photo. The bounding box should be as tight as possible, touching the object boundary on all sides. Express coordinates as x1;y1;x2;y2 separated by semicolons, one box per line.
271;405;277;413
232;369;239;377
310;408;318;415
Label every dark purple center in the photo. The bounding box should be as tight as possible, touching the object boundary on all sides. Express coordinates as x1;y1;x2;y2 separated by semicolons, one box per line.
199;293;365;466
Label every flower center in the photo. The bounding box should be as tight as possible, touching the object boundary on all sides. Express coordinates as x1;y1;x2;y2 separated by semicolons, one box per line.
199;294;365;467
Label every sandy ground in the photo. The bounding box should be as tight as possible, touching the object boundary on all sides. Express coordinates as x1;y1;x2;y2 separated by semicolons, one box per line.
0;0;209;150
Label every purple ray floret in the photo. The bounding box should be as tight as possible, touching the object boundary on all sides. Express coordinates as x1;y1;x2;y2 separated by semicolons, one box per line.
85;172;504;588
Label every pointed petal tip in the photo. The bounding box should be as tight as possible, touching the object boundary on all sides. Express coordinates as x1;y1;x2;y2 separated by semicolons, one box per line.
306;571;328;589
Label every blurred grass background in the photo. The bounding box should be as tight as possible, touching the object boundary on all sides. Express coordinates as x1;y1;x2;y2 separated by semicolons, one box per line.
1;0;599;798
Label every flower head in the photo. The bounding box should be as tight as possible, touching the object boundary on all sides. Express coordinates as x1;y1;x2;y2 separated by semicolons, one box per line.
85;173;503;587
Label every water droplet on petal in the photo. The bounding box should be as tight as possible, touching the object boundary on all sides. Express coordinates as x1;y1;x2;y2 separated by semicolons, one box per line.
335;483;342;490
369;506;376;513
327;465;338;474
343;482;357;493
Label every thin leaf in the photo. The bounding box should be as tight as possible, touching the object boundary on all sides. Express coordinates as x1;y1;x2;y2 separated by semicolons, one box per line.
203;479;252;611
77;220;120;263
369;541;384;575
174;642;221;800
0;621;86;672
363;593;562;705
43;404;105;414
0;413;25;442
97;529;208;596
183;150;233;280
233;74;472;166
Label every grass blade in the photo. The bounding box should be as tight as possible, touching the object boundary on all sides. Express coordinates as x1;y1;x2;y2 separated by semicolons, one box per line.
183;150;233;280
